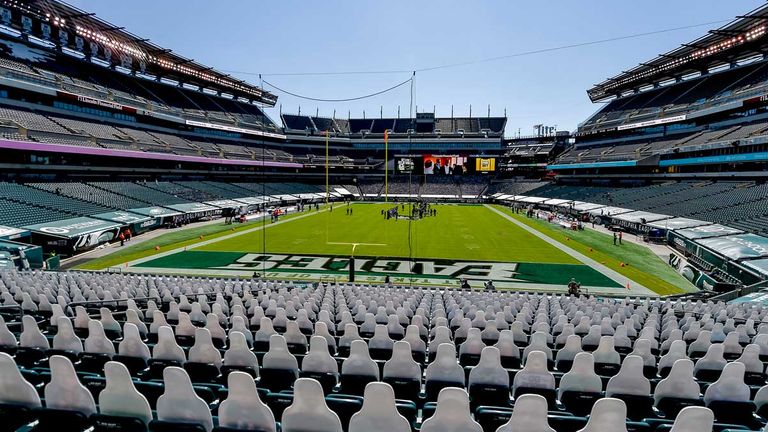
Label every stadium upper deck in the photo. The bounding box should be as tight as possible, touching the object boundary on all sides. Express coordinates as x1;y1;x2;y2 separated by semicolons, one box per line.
548;4;768;175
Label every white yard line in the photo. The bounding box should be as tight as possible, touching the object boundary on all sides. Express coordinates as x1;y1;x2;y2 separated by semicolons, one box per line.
484;204;655;296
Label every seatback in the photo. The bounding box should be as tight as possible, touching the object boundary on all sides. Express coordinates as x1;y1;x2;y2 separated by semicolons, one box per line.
576;397;628;432
383;340;421;381
735;343;763;373
118;322;151;360
98;361;152;425
0;352;40;407
44;355;96;415
262;334;299;372
420;387;482;432
669;406;714;432
522;332;552;361
592;336;620;364
468;346;509;387
694;343;726;373
606;355;650;397
659;340;689;371
302;335;339;375
152;325;186;362
558;352;602;397
425;343;464;385
84;319;115;354
281;378;343;432
703;361;749;404
495;394;555;432
156;366;213;432
218;371;276;432
368;324;394;350
223;331;259;370
149;310;170;334
20;315;49;348
654;359;700;404
188;327;222;367
53;316;83;353
0;315;17;347
342;340;379;379
513;351;555;392
348;382;410;432
555;334;582;363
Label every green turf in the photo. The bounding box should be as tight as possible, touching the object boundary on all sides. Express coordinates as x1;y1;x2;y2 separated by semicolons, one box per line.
74;207;324;270
493;205;695;295
195;203;578;264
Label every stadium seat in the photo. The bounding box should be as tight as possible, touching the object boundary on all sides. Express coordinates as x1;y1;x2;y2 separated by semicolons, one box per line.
559;352;604;416
605;355;654;420
578;398;630;432
382;340;421;401
495;394;555;432
654;359;703;418
703;362;758;428
420;387;482;432
300;335;339;394
347;382;410;432
216;371;276;432
468;346;511;408
513;350;556;408
281;378;342;432
154;366;213;432
260;334;299;392
96;361;152;426
425;343;465;402
340;340;379;396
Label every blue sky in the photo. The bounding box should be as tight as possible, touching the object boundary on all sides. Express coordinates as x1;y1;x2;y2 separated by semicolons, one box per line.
66;0;764;134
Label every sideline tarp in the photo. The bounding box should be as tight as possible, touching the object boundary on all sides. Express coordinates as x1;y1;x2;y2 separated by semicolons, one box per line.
698;234;768;260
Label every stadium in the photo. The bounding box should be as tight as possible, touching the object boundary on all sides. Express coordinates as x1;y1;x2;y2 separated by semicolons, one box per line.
3;0;768;431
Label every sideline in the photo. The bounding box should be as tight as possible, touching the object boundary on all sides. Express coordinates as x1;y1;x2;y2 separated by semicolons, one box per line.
111;207;331;270
484;204;654;296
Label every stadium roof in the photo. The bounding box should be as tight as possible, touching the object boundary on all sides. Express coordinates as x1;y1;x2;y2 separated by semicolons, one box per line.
7;0;277;105
587;4;768;102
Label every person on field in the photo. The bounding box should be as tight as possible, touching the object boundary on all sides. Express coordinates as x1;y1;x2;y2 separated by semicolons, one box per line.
613;232;617;245
618;231;623;245
119;233;125;247
568;278;581;296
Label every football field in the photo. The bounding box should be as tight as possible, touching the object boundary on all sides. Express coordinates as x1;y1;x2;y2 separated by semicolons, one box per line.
113;203;696;295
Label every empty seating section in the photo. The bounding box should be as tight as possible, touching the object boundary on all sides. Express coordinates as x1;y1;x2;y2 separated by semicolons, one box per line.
489;181;549;196
173;182;244;200
311;117;336;133
0;54;279;133
0;107;71;134
348;119;373;133
0;270;766;431
357;178;486;198
51;117;124;140
526;181;768;235
0;198;74;227
88;182;192;206
560;118;768;165
581;60;768;133
370;119;394;134
0;182;113;217
27;183;150;210
278;115;505;137
433;119;453;133
478;118;507;133
143;182;220;203
0;105;299;160
282;115;315;131
393;119;412;133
